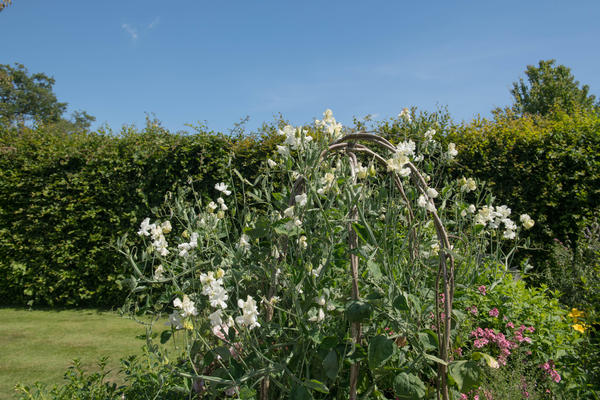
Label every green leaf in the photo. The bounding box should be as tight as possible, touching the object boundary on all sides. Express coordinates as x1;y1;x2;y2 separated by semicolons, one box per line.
471;352;499;368
238;386;257;400
368;335;394;369
322;349;338;380
214;346;232;362
448;360;481;392
393;292;410;311
366;260;383;281
289;384;312;400
246;217;271;239
418;331;438;352
345;301;372;323
304;379;329;394
159;330;172;344
393;372;426;399
424;353;448;366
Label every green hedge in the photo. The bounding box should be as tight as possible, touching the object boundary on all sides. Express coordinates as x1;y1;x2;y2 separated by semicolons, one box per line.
2;109;598;307
0;121;277;307
446;109;600;257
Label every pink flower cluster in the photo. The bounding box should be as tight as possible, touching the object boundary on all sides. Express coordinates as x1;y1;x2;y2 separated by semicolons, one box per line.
384;327;396;336
478;285;487;295
541;360;561;383
488;307;499;317
460;388;493;400
470;327;514;365
513;324;534;344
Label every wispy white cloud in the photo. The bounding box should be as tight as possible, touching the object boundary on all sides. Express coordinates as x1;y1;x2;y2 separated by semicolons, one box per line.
121;23;138;41
121;17;159;42
148;17;160;29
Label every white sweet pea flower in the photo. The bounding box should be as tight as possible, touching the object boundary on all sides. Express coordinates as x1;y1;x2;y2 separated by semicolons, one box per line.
283;206;295;218
271;245;280;259
356;163;368;179
426;188;439;199
398;108;412;123
298;235;308;249
311;263;324;277
295;193;307;207
173;295;198;318
417;195;435;212
316;109;343;139
236;295;260;330
166;312;184;330
520;214;535;229
496;205;511;218
276;145;289;156
386;154;410;177
208;309;223;327
217;197;228;211
238;234;251;252
153;235;169;256
459;177;477;192
208;202;218;212
396;140;416;157
153;265;165;280
430;242;440;256
267;158;277;168
315;296;326;306
178;232;198;257
308;308;325;323
424;129;436;141
503;229;516;240
447;143;458;159
208;286;229;309
160;221;172;234
137;218;153;236
215;182;232;196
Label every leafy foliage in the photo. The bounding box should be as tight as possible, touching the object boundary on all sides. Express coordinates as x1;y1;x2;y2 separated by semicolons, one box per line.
446;109;600;260
0;118;277;307
0;63;67;127
510;59;598;116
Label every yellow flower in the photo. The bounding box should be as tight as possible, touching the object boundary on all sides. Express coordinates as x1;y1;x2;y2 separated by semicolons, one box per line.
183;319;194;330
568;308;584;320
572;323;586;333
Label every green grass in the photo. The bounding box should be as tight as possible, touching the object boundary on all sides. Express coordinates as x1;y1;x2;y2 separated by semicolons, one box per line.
0;308;152;400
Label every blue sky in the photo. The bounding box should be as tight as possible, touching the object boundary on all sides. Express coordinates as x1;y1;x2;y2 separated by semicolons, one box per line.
1;1;599;133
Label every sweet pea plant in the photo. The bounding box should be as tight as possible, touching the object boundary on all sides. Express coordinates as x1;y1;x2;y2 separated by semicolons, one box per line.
119;109;537;399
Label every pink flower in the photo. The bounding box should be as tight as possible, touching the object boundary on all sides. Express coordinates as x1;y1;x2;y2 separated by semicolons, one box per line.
468;305;478;315
506;321;514;329
460;394;468;400
478;285;487;295
488;308;499;317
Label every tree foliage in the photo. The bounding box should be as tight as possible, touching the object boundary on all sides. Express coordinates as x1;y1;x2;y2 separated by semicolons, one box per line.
0;0;11;12
0;63;67;127
511;59;598;116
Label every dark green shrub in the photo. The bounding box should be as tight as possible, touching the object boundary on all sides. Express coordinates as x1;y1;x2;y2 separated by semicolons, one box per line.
0;120;241;307
445;109;600;260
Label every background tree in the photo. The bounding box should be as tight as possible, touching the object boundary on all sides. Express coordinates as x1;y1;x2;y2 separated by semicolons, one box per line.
511;59;598;116
0;63;67;127
0;0;11;12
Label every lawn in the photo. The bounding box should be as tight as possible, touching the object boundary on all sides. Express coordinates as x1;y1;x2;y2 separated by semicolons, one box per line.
0;308;154;400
